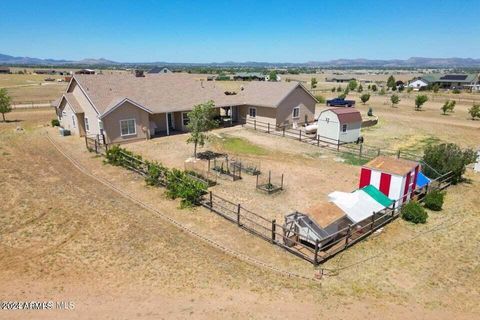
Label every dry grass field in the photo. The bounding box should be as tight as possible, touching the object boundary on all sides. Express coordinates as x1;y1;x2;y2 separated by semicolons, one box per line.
1;79;479;318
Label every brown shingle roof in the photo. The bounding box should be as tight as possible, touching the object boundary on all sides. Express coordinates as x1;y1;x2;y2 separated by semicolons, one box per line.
72;74;310;116
326;108;362;123
364;156;418;176
64;93;84;113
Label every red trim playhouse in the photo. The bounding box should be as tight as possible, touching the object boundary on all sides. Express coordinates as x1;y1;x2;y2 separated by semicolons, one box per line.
359;156;420;206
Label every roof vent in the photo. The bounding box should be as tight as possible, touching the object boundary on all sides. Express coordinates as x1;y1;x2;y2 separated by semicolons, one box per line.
135;70;145;77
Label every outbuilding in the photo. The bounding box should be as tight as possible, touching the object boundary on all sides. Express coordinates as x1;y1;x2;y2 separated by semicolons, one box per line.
407;78;428;90
359;156;420;206
316;108;362;144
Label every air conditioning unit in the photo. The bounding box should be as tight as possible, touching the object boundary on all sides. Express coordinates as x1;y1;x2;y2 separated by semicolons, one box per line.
59;128;71;136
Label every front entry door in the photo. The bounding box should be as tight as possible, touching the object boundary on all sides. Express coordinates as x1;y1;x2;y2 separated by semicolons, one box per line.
167;113;175;130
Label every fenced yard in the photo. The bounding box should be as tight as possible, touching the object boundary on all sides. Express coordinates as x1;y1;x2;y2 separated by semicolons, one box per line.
84;135;455;265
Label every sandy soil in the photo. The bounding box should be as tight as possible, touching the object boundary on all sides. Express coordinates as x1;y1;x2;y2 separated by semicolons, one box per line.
1;109;479;319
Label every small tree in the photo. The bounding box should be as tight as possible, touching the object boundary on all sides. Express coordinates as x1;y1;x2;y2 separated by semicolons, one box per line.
331;87;336;92
422;143;476;184
390;94;400;107
379;88;386;95
360;93;371;104
186;100;219;158
336;86;342;92
367;84;371;90
432;84;440;93
441;100;456;115
311;77;317;89
268;70;278;82
401;201;428;224
357;84;363;92
468;104;480;120
315;95;326;103
348;79;358;91
338;93;347;99
415;95;428;110
424;190;445;211
371;84;378;92
398;85;405;92
391;83;397;91
387;75;396;88
0;88;12;122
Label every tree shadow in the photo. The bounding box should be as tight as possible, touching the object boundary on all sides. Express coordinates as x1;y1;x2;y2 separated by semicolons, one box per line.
1;119;23;123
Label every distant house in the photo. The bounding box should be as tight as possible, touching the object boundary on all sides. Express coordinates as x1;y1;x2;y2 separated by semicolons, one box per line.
75;69;95;75
34;69;56;75
233;72;266;81
409;74;478;90
55;74;317;143
407;78;428;90
147;67;172;74
316;108;362;144
0;66;10;74
325;76;356;83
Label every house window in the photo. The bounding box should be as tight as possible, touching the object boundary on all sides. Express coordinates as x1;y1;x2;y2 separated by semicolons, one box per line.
120;119;136;136
249;107;257;118
342;124;347;132
84;117;90;131
292;107;300;119
72;115;76;128
182;112;190;127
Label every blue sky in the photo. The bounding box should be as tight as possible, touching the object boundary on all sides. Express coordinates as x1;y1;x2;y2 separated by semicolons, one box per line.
1;0;479;62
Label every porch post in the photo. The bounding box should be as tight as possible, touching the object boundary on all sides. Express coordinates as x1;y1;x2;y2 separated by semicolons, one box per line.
165;113;170;136
230;106;233;125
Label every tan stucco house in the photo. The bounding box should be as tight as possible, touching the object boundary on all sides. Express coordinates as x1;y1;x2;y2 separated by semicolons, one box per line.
55;73;317;144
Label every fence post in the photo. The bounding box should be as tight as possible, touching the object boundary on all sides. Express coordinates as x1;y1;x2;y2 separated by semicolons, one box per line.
299;130;302;141
314;239;320;265
94;139;98;154
391;201;396;217
267;122;270;134
337;141;340;151
254;119;256;130
271;219;276;243
280;174;284;190
370;212;376;232
317;135;320;147
359;143;363;158
397;149;401;159
377;149;381;157
283;126;285;137
345;225;352;248
85;136;88;149
209;191;213;211
237;204;241;226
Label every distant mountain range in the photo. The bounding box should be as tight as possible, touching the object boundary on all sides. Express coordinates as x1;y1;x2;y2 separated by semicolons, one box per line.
1;53;480;68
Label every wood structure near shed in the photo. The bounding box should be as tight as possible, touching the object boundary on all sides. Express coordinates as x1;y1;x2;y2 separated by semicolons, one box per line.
256;170;284;194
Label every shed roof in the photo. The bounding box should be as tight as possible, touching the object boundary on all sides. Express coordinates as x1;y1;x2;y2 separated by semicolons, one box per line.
322;107;362;124
304;202;346;228
363;156;418;176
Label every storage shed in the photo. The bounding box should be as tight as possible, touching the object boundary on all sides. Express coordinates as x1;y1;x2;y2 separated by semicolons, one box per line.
359;156;420;206
316;108;362;144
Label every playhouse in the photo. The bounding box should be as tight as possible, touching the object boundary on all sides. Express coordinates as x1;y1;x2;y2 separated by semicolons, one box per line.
359;156;420;206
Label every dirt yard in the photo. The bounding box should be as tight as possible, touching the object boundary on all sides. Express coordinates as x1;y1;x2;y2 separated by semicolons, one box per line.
1;107;479;319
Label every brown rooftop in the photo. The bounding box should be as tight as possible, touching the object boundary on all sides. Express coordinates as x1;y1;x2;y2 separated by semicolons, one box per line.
72;73;307;116
364;156;418;176
325;107;362;123
304;202;345;228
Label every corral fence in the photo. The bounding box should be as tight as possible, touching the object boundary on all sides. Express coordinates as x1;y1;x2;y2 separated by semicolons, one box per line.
244;118;423;162
85;134;108;155
83;136;456;266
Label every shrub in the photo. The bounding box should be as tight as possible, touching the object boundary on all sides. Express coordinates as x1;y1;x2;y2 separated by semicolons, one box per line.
468;104;480;120
166;168;207;208
360;93;370;104
415;95;428;110
145;161;167;186
51;119;60;127
423;143;476;184
452;88;461;94
401;201;428;224
315;95;326;103
367;107;373;116
423;190;445;211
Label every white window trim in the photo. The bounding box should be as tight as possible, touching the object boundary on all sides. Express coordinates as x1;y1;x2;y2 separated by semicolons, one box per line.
84;117;90;132
248;107;257;118
120;118;137;137
181;112;189;129
292;107;300;119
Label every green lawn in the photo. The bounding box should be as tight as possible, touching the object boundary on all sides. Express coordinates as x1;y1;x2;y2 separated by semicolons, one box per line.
214;135;268;156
